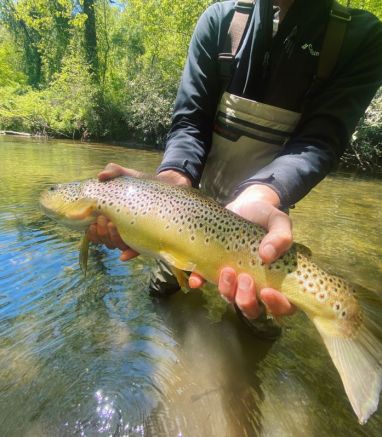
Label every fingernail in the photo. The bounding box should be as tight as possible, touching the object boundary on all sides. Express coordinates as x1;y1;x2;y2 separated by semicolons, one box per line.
221;271;234;286
188;277;199;288
238;275;252;291
262;244;277;261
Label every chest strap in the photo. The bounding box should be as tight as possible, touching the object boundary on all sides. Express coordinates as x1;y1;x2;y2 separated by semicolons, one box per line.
317;0;351;79
218;0;255;90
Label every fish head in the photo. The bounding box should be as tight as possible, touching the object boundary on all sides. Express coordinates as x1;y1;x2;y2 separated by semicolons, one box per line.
40;180;98;230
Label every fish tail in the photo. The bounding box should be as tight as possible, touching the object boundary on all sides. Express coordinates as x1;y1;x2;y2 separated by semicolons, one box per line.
312;289;382;424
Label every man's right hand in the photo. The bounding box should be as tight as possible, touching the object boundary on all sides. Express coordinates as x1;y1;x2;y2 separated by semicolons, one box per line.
87;163;191;261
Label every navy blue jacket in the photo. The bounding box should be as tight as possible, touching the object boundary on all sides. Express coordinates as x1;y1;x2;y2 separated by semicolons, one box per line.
157;0;382;207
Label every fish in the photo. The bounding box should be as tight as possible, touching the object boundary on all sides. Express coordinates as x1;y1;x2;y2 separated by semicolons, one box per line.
40;175;382;424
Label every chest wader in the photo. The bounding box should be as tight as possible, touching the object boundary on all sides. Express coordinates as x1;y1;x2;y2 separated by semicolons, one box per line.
200;92;301;204
148;0;350;339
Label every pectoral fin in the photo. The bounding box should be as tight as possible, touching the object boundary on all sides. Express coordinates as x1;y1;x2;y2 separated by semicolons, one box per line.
79;232;90;276
65;200;96;221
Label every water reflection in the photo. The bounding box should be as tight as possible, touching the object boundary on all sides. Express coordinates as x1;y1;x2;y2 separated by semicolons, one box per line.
0;136;381;436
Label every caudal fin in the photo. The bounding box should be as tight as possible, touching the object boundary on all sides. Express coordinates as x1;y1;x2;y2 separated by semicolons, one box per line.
313;289;382;424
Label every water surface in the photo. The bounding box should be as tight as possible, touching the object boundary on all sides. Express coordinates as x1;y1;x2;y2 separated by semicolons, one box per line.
0;136;381;436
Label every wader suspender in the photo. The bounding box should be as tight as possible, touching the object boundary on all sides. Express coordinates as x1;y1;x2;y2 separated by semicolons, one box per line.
218;0;255;92
317;1;351;79
217;0;352;91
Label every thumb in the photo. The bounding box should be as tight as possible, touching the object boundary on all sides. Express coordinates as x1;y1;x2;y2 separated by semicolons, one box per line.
259;208;293;264
98;163;143;181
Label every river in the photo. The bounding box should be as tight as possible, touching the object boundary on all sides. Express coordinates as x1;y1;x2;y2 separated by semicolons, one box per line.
0;136;381;436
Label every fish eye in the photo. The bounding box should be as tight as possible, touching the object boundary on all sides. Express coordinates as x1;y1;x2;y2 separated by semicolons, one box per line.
49;186;56;191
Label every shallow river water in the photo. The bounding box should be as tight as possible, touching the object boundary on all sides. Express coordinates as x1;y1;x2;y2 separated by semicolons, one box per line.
0;136;381;436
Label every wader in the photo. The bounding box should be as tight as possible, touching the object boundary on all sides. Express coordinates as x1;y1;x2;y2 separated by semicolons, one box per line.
148;0;350;339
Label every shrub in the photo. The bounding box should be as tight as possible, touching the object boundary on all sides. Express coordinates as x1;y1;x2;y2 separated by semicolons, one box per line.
0;50;101;138
123;71;177;146
341;87;382;172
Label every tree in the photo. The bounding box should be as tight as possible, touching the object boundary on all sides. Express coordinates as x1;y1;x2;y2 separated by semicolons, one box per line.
83;0;99;78
342;0;382;19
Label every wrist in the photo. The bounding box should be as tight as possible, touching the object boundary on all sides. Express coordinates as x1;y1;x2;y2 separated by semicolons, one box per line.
239;184;281;208
157;169;192;187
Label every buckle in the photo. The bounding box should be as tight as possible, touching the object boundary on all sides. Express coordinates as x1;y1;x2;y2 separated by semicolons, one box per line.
218;53;235;61
330;9;351;22
235;0;254;12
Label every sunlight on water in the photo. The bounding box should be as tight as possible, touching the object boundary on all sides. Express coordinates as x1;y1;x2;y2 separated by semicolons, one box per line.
0;136;381;436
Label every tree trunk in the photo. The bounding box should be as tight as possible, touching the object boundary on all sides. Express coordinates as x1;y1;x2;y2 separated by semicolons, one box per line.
83;0;99;79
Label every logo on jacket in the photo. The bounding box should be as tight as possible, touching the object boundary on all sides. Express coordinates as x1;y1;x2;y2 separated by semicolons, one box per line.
301;43;320;57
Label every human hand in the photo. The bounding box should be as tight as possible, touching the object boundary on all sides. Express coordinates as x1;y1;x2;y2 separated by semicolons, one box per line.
87;163;191;261
188;184;296;319
87;163;142;261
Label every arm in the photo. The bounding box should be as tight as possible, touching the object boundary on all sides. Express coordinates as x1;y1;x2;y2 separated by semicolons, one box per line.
156;4;225;186
238;16;382;208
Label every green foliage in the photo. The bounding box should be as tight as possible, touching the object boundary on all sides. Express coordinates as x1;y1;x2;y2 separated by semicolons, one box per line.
123;72;177;145
0;29;27;86
0;0;380;172
342;88;382;171
0;0;75;85
126;0;212;81
0;49;100;138
341;0;382;19
113;0;213;143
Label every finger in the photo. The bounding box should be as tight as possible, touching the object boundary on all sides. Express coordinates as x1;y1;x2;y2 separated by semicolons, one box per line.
107;222;130;251
188;272;205;288
96;215;110;238
259;209;293;264
87;223;100;244
218;267;237;303
235;273;262;319
95;216;116;249
260;288;296;316
120;249;139;262
98;163;142;181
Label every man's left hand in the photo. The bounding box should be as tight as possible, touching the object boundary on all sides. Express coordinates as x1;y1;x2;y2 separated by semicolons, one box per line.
188;184;296;319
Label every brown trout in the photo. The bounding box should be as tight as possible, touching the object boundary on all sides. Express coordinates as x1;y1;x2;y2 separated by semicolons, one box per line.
40;176;382;423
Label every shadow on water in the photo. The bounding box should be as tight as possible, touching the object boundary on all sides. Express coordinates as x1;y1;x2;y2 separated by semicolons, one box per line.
141;289;273;437
0;137;381;436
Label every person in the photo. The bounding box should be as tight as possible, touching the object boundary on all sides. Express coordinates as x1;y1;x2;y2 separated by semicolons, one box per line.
88;0;382;337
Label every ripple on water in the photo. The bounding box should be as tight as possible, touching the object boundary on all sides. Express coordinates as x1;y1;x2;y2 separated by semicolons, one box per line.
0;138;381;436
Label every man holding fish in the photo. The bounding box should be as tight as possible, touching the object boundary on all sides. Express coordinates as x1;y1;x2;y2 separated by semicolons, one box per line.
88;0;382;337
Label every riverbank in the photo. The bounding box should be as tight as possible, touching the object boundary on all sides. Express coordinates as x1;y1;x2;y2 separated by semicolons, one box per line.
1;130;381;175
